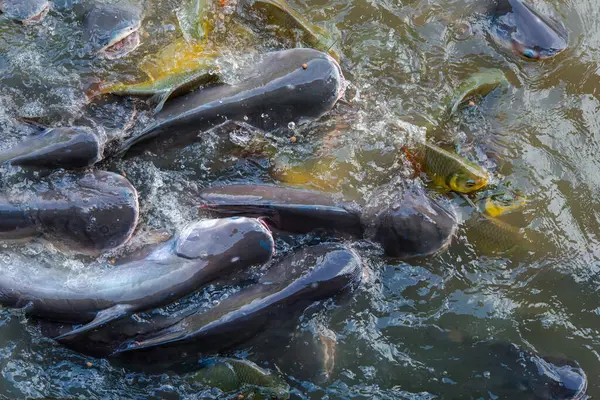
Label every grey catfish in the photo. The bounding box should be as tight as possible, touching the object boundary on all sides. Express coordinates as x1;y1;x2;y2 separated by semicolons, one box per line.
199;184;363;236
115;243;362;354
0;217;274;340
118;48;345;156
361;183;458;259
489;0;568;60
83;1;142;59
0;170;138;254
0;127;103;170
0;0;50;24
199;183;457;259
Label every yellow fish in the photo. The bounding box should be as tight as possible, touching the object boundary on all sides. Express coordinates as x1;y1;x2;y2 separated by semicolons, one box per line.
482;193;526;218
408;142;489;194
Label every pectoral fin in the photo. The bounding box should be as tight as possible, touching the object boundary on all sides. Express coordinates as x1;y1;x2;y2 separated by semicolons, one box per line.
114;323;188;354
149;90;175;114
54;304;134;341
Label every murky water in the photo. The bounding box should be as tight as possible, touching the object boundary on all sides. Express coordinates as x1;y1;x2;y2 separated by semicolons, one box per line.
0;0;598;398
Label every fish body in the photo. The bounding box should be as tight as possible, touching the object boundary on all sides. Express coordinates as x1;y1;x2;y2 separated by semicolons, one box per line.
119;48;344;155
246;0;341;61
447;68;508;115
116;243;362;354
490;0;568;60
416;142;488;193
0;0;49;24
0;217;274;339
192;358;290;399
199;184;363;236
0;170;138;254
83;1;142;59
0;127;103;170
99;61;220;114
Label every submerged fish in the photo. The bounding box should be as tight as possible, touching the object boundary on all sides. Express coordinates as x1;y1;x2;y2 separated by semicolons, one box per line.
489;0;568;60
0;217;274;340
192;358;290;399
0;127;103;170
116;243;362;354
465;213;528;253
245;0;341;62
97;59;220;114
447;68;508;115
83;1;142;60
0;0;50;24
409;142;489;193
0;170;138;254
176;0;212;43
118;48;344;156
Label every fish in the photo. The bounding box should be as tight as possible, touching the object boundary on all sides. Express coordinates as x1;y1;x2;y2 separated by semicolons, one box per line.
245;0;342;62
199;184;364;236
410;327;588;399
83;1;142;60
115;243;362;354
409;142;489;193
0;217;274;340
176;0;212;43
464;213;528;253
118;48;345;156
0;127;103;170
447;68;508;115
95;58;220;114
200;183;457;259
361;182;458;258
0;170;138;254
191;358;290;399
0;0;50;24
481;191;526;217
280;322;337;383
489;0;568;60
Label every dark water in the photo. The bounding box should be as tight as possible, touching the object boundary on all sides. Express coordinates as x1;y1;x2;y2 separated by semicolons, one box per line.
0;0;598;398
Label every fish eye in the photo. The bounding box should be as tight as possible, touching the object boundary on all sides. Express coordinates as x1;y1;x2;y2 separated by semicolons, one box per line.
465;180;476;188
523;48;537;59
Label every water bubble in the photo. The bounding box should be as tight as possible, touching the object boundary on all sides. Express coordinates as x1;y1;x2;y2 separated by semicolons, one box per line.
483;371;491;378
288;122;296;130
243;115;248;121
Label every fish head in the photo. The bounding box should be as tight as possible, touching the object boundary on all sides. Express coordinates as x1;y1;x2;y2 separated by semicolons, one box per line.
491;0;568;60
248;48;345;128
522;356;588;400
362;183;458;258
83;2;142;60
175;217;275;267
447;166;488;194
0;0;50;24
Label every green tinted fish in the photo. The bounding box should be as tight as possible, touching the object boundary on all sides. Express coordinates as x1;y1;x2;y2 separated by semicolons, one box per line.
96;58;220;114
465;214;528;254
177;0;211;42
191;358;290;399
413;142;488;193
447;68;508;115
248;0;341;61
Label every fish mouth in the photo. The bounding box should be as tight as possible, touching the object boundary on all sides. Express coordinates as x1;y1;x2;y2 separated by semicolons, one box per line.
98;26;141;60
21;2;50;24
326;53;346;102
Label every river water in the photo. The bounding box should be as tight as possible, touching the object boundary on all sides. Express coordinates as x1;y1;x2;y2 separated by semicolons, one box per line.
0;0;598;398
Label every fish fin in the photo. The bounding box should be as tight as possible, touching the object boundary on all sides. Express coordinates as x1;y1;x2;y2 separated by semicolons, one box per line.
115;324;188;354
149;90;174;114
400;145;422;176
54;304;134;341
